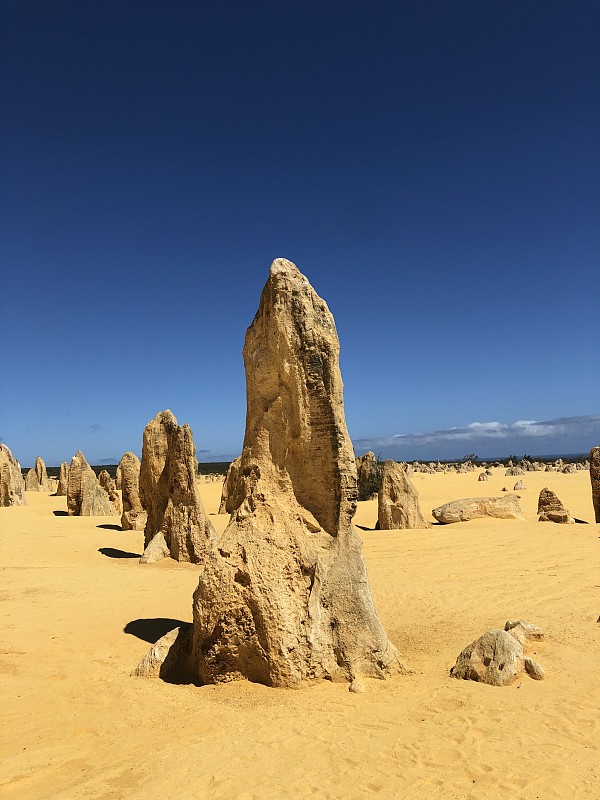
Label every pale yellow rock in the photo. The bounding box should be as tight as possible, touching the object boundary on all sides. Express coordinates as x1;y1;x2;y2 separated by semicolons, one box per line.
119;452;147;531
377;460;430;530
139;411;217;563
432;494;525;524
189;259;407;687
0;443;26;507
67;451;118;516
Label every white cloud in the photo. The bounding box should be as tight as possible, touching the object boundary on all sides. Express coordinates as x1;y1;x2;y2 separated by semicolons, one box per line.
354;415;600;459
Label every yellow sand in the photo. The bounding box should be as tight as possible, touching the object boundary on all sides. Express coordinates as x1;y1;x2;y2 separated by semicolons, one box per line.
1;468;598;799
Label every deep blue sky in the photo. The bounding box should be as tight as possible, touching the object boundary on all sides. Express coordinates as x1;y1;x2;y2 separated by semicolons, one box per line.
1;0;599;466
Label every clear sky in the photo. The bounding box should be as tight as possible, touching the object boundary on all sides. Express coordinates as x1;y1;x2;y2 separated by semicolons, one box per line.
1;0;599;467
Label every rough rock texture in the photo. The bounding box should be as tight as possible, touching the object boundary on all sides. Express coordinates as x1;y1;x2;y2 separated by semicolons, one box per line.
356;451;382;500
0;444;26;507
25;456;50;491
451;628;544;685
186;259;406;687
537;487;571;523
138;410;217;563
377;460;430;530
432;494;525;524
55;462;70;496
67;451;118;516
478;472;489;482
131;624;193;680
590;446;600;523
513;480;526;490
218;456;242;515
97;469;121;515
115;464;123;490
119;452;147;531
504;620;544;648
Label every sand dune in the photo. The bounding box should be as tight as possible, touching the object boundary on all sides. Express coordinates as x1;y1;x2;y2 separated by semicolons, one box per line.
1;468;598;799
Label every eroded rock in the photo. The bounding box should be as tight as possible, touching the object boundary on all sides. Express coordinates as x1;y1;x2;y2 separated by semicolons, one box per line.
218;456;242;515
67;451;118;516
56;462;69;496
432;494;525;524
118;452;147;531
25;456;50;491
188;259;407;687
139;410;217;563
537;487;571;523
0;444;26;507
377;460;430;530
451;628;544;685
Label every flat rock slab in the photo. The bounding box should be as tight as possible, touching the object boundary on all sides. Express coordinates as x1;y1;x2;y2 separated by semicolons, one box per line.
432;494;525;524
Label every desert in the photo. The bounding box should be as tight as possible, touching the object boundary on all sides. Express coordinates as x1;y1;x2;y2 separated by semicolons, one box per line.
1;462;598;799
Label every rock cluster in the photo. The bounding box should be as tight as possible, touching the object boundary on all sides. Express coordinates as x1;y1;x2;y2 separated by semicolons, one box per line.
0;444;26;507
135;259;406;688
377;460;430;530
432;494;525;524
139;411;216;563
537;487;571;523
25;456;50;491
590;446;600;523
67;451;119;516
119;452;147;531
451;621;544;686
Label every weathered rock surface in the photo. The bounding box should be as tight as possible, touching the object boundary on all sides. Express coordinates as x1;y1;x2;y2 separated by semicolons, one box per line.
451;628;544;685
67;451;118;516
137;259;407;688
432;494;525;524
377;460;430;530
504;619;544;649
0;444;26;507
119;452;147;531
56;462;70;496
590;446;600;523
25;456;50;491
356;451;382;500
132;624;193;680
218;456;242;515
97;469;121;515
537;487;571;523
139;410;217;563
513;480;526;490
478;471;489;481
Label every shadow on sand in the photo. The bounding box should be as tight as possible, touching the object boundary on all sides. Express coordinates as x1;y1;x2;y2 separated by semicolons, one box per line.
124;618;188;644
97;523;122;531
53;510;68;516
99;547;141;560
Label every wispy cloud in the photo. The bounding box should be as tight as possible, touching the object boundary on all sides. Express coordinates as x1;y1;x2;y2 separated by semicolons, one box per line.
354;415;600;459
89;424;103;434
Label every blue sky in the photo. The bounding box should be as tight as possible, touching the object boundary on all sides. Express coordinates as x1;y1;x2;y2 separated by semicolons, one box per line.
1;1;598;467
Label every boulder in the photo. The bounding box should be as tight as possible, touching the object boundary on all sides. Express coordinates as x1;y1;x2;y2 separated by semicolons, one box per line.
537;487;571;523
504;619;544;649
0;444;26;507
67;451;118;516
478;472;489;481
55;461;69;496
505;466;524;476
134;259;407;688
138;410;217;563
451;628;544;685
25;456;50;491
432;494;525;524
119;452;147;531
513;480;526;490
377;460;430;530
218;455;242;515
590;446;600;523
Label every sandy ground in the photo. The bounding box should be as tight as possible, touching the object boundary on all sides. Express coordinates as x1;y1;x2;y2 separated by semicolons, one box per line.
1;468;598;799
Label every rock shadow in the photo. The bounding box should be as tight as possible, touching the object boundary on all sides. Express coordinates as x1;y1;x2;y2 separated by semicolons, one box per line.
97;523;122;531
124;618;187;644
99;547;141;559
53;510;68;516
